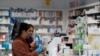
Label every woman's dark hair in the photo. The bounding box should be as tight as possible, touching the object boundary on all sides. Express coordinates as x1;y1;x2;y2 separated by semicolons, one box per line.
28;24;34;29
11;22;29;40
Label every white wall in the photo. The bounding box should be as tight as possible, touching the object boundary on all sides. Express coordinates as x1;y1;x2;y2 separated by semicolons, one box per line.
0;0;44;9
0;0;70;9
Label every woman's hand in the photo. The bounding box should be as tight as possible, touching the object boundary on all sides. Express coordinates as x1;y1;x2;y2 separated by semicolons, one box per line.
30;40;36;48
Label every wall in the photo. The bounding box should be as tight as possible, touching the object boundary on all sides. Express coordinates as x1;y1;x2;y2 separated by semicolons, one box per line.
0;0;44;9
0;0;70;9
0;0;99;14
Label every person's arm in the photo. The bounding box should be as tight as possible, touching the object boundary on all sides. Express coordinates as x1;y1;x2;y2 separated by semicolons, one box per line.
30;40;37;51
12;41;38;56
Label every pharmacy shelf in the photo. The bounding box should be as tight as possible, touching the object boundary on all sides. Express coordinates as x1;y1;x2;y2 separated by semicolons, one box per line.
68;2;100;20
68;15;84;19
69;2;100;10
11;16;61;19
0;9;9;10
0;39;6;41
36;33;53;35
0;9;12;56
10;8;63;38
40;17;62;19
0;23;10;25
34;25;62;27
10;24;62;28
86;12;100;16
87;23;98;25
68;12;100;19
37;9;63;11
0;48;5;50
0;32;8;34
0;48;12;50
0;15;9;17
10;16;37;18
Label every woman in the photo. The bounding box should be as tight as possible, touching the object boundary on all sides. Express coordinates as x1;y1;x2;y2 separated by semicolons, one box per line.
12;22;42;56
26;24;44;56
26;24;36;50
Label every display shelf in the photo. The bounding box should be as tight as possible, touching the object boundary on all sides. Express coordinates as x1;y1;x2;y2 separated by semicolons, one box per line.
87;23;98;26
68;12;100;19
69;2;100;11
10;8;63;37
0;9;9;10
0;48;12;50
10;8;62;19
36;33;53;35
0;23;10;26
33;24;62;27
86;12;100;20
0;32;8;34
10;16;37;18
68;15;84;19
0;9;10;56
86;12;100;16
37;16;62;19
68;2;100;55
69;2;100;20
37;9;62;11
0;16;9;17
0;39;6;42
0;23;10;25
10;16;53;19
0;48;5;50
0;27;9;33
1;14;9;16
